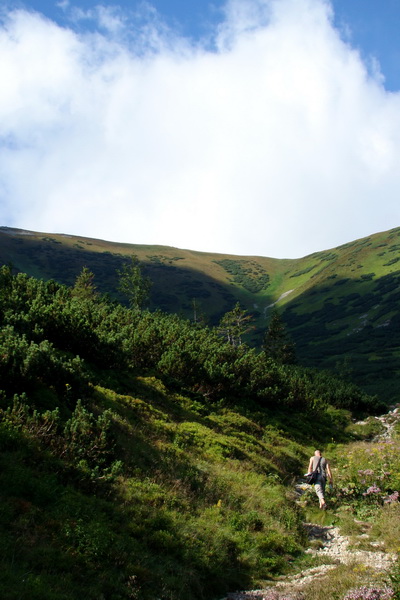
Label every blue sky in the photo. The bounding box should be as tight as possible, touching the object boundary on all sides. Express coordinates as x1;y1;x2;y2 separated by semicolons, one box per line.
1;0;400;258
9;0;400;90
332;0;400;92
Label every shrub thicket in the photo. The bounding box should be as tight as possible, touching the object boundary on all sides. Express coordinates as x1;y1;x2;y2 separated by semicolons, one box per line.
0;265;384;599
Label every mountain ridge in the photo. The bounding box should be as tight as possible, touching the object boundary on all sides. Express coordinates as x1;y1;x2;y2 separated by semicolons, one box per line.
1;224;400;402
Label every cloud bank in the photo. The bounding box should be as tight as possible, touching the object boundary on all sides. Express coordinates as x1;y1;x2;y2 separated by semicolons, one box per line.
1;0;400;258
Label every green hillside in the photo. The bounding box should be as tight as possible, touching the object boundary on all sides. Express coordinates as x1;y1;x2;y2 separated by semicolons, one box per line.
1;225;400;402
0;264;382;600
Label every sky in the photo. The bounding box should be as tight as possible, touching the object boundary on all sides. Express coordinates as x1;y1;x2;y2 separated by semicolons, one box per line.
0;0;400;258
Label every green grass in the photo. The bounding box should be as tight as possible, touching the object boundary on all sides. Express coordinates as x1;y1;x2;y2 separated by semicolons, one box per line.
297;563;390;600
0;373;317;600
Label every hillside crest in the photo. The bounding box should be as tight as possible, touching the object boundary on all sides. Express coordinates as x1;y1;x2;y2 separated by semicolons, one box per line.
1;224;400;402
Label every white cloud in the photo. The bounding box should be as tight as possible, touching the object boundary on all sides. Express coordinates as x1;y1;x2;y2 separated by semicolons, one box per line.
0;0;400;258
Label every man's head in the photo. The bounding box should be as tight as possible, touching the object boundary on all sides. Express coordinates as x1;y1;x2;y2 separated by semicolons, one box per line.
314;449;322;456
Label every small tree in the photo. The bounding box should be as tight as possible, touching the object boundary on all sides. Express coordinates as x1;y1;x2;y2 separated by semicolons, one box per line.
117;255;152;310
218;302;254;346
192;298;208;327
264;309;296;364
72;267;98;300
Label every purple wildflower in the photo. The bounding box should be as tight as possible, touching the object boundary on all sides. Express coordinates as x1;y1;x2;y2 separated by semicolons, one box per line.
383;491;399;504
261;591;304;600
358;469;375;476
343;586;394;600
363;485;381;496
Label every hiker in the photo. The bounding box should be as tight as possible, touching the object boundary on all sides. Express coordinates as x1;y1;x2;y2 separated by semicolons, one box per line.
307;449;333;509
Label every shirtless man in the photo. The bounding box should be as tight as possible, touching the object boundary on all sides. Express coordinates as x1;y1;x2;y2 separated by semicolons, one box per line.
307;449;333;509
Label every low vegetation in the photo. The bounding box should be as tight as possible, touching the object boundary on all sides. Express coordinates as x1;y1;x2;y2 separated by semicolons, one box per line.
0;264;398;599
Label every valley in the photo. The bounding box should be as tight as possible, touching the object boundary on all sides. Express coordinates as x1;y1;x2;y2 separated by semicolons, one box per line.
1;225;400;403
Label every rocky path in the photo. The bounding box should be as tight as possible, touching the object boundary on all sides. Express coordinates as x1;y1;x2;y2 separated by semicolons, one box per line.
222;408;400;600
301;522;395;572
223;520;396;600
371;407;400;441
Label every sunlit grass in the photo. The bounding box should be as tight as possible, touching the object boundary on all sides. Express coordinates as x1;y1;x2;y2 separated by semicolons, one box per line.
301;563;390;600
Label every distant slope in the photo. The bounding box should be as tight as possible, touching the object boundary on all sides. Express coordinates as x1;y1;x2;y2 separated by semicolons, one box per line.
0;226;295;323
1;225;400;402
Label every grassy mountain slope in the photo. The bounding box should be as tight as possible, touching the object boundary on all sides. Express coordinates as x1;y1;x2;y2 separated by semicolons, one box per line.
1;225;400;402
1;265;376;600
0;375;310;600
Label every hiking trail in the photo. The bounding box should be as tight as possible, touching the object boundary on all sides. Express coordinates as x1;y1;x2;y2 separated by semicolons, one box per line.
222;408;400;600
